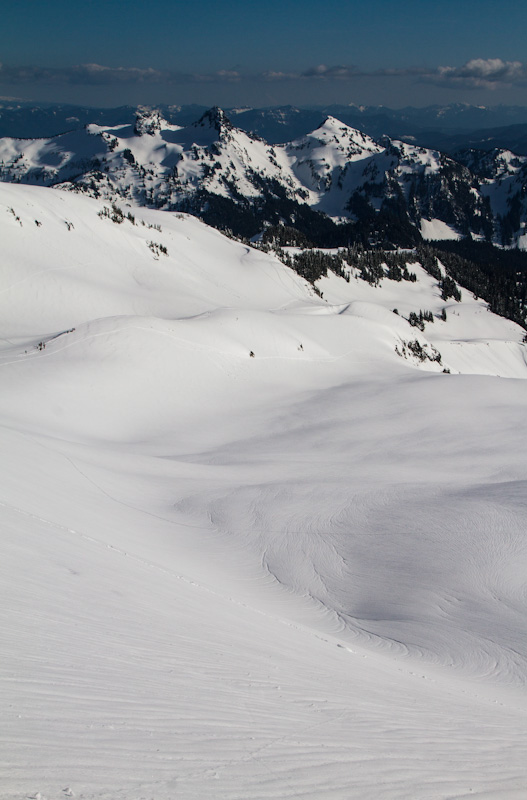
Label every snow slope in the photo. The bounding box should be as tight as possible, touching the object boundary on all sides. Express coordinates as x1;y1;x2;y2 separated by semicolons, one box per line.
2;184;527;800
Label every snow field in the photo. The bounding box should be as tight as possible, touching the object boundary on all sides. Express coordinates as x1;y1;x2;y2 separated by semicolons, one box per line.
1;184;527;799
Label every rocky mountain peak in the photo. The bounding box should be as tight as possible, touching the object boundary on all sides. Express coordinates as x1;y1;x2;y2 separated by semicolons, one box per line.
134;108;166;136
194;107;233;134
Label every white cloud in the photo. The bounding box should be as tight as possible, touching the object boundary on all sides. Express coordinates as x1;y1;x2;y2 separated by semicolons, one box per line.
1;59;526;91
433;59;526;89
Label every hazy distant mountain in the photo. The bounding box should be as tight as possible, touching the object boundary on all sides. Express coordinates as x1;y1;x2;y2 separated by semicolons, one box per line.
231;103;527;144
3;99;527;148
0;101;137;138
411;123;527;156
0;100;211;139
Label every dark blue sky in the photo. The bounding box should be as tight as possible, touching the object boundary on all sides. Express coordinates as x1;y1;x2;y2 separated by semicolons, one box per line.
2;0;527;107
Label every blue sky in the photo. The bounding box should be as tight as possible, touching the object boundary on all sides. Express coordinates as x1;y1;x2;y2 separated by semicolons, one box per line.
1;0;527;107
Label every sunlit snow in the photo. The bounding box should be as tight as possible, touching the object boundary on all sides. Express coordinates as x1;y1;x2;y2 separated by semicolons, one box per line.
1;184;527;800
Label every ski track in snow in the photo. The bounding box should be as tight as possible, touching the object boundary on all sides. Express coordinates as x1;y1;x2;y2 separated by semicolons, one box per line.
1;184;527;799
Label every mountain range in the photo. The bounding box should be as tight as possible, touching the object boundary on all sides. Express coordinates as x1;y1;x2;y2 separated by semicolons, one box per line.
2;106;527;251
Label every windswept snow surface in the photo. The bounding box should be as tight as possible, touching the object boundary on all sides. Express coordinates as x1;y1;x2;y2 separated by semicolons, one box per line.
1;184;527;800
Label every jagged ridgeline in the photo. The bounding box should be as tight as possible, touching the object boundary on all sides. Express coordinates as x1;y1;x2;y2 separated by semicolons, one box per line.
1;106;527;327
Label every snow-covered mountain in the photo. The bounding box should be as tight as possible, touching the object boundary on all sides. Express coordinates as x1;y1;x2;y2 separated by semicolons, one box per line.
0;108;381;211
3;106;527;247
455;146;527;246
2;182;527;799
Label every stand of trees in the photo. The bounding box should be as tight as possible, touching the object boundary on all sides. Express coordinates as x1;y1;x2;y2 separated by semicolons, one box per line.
422;241;527;328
